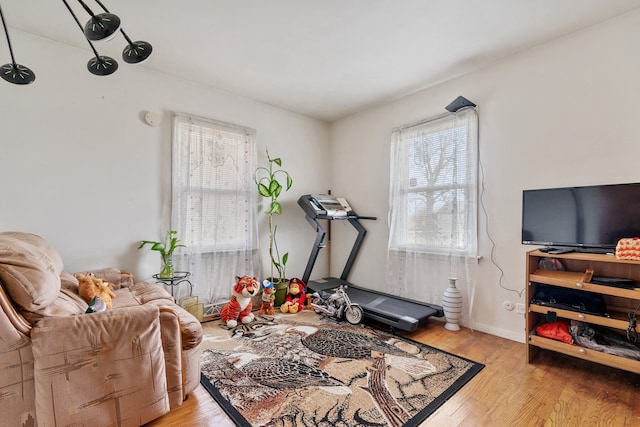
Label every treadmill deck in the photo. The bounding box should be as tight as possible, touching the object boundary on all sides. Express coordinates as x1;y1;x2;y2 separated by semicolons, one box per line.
308;277;443;332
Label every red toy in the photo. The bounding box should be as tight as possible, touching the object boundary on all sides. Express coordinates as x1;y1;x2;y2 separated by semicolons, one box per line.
280;277;306;314
220;275;259;327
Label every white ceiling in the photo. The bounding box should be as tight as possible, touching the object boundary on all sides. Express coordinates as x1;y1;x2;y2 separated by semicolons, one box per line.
3;0;640;122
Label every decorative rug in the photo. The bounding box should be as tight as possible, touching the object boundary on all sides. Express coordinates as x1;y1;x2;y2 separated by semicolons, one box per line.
199;311;484;427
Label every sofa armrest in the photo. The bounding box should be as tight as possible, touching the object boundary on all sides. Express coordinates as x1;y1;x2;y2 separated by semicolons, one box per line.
0;282;31;337
31;305;170;426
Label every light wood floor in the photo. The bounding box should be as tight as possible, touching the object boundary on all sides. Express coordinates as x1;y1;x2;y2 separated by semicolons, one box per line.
145;319;640;427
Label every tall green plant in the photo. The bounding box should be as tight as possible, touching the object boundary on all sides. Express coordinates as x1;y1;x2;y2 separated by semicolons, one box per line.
255;149;293;282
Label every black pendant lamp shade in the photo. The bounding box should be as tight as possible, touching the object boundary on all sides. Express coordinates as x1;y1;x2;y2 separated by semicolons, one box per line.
87;54;118;75
1;63;35;84
0;5;35;85
76;0;120;41
83;12;120;41
122;39;151;64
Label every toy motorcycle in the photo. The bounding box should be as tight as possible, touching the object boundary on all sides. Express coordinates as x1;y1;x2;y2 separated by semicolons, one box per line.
310;285;364;325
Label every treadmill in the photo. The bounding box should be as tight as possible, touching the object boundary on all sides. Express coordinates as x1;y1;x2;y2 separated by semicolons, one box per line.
298;194;444;332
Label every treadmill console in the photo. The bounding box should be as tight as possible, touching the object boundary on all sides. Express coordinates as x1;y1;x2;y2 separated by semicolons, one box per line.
299;194;357;219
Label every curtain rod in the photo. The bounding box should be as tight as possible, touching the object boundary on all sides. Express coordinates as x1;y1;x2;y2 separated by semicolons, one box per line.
173;111;256;135
392;111;452;133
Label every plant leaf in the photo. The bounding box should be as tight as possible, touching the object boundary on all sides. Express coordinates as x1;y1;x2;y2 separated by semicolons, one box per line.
258;183;270;197
268;179;280;195
273;158;282;167
273;183;282;199
270;201;282;215
286;174;293;190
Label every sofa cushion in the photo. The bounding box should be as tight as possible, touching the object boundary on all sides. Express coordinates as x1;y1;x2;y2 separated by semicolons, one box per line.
0;232;63;312
19;273;87;324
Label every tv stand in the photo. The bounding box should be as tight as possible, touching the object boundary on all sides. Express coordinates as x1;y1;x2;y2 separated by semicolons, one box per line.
526;249;640;373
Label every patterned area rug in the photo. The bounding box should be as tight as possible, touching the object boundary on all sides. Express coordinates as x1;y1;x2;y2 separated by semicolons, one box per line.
200;311;483;427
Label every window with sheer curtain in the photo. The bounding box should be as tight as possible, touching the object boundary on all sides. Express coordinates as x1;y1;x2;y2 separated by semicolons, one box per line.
171;113;260;306
386;107;478;327
388;108;478;256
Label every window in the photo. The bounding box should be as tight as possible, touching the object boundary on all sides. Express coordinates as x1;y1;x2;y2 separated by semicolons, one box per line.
172;113;259;304
388;108;478;256
172;113;257;253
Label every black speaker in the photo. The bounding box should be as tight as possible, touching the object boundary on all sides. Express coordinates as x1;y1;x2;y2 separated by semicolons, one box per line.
445;96;476;112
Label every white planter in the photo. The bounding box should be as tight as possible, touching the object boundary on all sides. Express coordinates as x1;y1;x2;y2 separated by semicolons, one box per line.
442;277;462;331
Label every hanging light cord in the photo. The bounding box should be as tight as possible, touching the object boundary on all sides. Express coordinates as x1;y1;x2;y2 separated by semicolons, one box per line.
0;5;17;65
61;0;101;58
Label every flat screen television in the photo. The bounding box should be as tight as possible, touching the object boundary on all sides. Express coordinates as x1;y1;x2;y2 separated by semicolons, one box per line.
522;182;640;253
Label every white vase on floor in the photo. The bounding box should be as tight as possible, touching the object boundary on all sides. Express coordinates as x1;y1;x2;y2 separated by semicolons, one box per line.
442;277;462;331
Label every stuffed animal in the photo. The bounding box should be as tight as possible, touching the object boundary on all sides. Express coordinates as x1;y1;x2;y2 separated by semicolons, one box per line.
220;275;259;327
280;277;306;314
76;273;116;310
259;280;275;315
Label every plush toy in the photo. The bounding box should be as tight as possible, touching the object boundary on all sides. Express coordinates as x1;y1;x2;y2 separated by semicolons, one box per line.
280;277;306;314
76;273;116;310
259;280;275;315
220;275;259;328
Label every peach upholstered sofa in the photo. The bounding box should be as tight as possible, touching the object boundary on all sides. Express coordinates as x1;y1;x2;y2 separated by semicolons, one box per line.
0;231;203;426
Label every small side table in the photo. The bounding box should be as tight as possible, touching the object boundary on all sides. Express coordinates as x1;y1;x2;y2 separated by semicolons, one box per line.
153;271;193;298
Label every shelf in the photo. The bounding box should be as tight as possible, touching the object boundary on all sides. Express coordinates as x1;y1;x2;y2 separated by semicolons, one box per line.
529;303;630;331
529;249;640;265
528;334;640;374
530;269;640;300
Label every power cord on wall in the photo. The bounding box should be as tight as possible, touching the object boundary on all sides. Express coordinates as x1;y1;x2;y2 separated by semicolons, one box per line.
477;121;524;299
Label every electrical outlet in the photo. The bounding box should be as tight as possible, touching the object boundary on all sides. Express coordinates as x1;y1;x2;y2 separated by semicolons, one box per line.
516;303;526;314
503;301;515;311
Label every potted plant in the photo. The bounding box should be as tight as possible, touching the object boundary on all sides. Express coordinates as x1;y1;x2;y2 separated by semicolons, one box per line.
138;230;185;279
255;148;292;306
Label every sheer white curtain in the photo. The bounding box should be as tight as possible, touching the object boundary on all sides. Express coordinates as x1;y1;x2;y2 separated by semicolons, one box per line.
171;113;260;306
385;108;479;328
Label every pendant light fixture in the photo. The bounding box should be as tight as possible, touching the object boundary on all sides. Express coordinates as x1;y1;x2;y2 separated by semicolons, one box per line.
0;4;35;85
62;0;118;76
93;0;152;64
1;0;151;84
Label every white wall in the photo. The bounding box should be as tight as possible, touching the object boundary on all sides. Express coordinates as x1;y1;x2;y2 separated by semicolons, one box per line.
328;10;640;341
0;30;330;283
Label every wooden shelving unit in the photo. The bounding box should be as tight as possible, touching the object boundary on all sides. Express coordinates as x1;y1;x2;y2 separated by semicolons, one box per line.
526;249;640;373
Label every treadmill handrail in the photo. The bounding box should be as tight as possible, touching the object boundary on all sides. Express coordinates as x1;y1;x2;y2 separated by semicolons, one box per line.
298;194;376;284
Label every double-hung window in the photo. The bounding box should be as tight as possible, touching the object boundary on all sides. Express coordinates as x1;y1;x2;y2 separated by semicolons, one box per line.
388;108;478;256
172;113;258;303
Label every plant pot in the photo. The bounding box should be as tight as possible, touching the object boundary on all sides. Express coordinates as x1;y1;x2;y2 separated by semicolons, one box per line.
270;278;290;307
159;254;174;279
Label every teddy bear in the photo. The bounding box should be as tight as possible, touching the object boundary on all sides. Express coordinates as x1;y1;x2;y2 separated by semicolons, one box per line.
220;275;259;328
280;277;306;314
259;280;276;315
75;273;116;310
